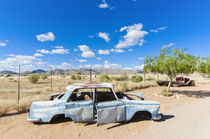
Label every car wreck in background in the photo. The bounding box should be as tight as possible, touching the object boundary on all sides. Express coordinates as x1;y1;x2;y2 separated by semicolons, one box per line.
27;83;161;126
156;77;195;87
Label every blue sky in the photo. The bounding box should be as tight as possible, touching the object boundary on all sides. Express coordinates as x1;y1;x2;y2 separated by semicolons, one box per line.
0;0;210;71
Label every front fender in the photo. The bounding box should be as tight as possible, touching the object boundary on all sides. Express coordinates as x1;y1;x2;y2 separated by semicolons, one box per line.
27;101;65;122
123;100;160;121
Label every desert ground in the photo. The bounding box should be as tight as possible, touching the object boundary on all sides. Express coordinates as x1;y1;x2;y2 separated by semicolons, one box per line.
0;73;210;139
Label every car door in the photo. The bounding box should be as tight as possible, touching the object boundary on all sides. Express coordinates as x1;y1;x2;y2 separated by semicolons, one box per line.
65;88;94;123
96;88;126;126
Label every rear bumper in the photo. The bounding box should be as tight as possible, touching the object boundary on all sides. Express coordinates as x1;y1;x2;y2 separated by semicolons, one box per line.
26;116;41;122
152;114;161;120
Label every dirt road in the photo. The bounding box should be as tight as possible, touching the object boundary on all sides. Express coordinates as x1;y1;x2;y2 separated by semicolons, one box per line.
1;85;210;139
130;97;210;139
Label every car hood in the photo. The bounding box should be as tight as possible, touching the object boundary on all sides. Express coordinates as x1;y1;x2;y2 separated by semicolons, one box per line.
30;100;65;109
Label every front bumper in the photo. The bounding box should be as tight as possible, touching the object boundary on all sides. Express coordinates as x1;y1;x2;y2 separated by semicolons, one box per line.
152;114;161;120
26;116;41;122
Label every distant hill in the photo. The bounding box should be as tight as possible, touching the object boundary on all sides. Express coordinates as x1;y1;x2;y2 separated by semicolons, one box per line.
0;70;17;74
31;69;46;73
0;68;140;75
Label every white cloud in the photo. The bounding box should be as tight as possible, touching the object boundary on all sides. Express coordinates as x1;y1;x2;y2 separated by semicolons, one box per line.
163;43;175;48
104;60;122;69
51;48;69;54
51;62;71;69
98;0;109;9
54;46;63;49
0;42;6;47
137;57;144;60
89;35;94;38
0;54;46;71
36;32;55;42
79;60;121;69
134;64;144;70
98;49;110;55
123;67;132;70
150;26;167;33
37;46;69;55
78;59;87;63
128;49;133;52
98;32;110;42
73;48;78;52
78;45;95;58
34;53;43;57
37;49;50;54
116;23;148;49
97;57;102;60
111;48;125;53
0;40;9;47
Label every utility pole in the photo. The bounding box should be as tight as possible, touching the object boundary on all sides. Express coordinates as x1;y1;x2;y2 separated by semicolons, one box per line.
18;65;20;111
90;66;92;83
51;67;52;94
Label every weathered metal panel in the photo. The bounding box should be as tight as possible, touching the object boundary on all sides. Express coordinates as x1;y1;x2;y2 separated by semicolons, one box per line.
97;100;126;126
123;100;160;121
65;100;94;122
28;100;66;122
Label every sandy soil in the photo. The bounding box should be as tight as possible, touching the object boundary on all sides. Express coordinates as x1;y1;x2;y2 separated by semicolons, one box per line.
0;84;210;139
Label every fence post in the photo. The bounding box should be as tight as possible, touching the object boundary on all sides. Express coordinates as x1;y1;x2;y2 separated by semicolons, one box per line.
18;65;20;111
51;67;52;94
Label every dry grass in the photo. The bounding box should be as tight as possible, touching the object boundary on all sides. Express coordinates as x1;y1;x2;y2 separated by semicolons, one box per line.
0;73;209;115
0;99;17;115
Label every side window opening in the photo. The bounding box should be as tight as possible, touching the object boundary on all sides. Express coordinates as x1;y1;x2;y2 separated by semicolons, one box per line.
96;88;117;102
67;88;93;102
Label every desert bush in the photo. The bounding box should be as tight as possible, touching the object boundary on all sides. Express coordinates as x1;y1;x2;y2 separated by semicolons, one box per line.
112;74;129;81
161;88;173;97
100;74;111;82
75;75;81;80
146;76;155;81
28;74;40;84
41;74;48;80
71;75;76;80
68;80;73;85
131;75;143;83
120;82;128;92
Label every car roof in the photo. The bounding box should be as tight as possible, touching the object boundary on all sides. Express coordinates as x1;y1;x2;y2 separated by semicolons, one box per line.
66;83;114;90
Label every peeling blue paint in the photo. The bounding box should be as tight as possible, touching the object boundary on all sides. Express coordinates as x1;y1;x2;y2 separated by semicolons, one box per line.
26;83;161;125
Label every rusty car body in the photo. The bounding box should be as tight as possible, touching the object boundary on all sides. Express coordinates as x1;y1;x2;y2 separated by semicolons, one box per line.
156;77;195;87
26;83;161;126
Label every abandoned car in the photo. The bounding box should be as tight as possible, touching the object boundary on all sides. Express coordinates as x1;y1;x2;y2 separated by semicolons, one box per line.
27;83;161;126
156;77;195;87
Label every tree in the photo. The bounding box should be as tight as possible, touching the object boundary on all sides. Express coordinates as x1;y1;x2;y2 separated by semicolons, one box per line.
197;57;210;78
131;75;143;83
144;47;198;94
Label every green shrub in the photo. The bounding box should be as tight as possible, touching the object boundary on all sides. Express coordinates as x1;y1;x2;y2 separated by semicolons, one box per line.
131;75;143;83
28;74;40;84
100;74;111;82
71;75;76;80
112;74;129;81
75;75;81;80
68;81;73;85
41;74;48;80
161;89;173;97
